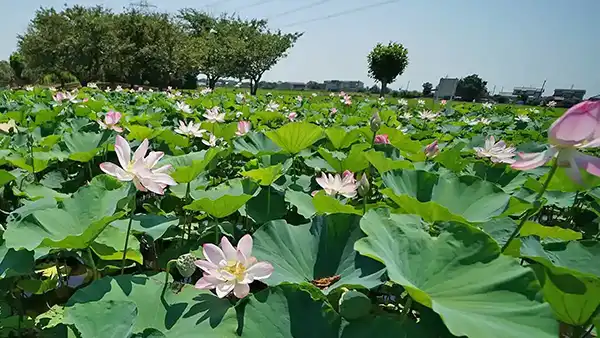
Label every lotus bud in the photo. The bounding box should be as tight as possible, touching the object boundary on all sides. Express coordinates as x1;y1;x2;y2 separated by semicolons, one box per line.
424;140;439;158
370;112;382;132
175;253;196;278
357;174;370;197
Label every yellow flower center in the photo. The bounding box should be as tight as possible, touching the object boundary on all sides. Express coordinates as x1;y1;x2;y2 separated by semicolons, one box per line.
222;261;247;281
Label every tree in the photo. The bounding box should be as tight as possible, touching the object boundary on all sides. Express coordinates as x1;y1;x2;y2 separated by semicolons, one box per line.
422;82;433;96
0;61;13;87
9;52;26;84
179;10;238;90
455;74;488;102
367;42;409;97
230;20;301;95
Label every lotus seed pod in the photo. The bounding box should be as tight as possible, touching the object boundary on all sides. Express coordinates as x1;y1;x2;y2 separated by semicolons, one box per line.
175;253;196;278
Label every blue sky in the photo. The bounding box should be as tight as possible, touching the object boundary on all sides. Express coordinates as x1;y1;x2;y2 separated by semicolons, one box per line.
1;0;599;97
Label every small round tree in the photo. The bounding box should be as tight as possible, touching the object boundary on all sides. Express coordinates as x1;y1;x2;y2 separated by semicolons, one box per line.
367;42;409;97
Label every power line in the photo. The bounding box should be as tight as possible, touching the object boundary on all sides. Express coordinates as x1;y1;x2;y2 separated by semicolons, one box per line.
268;0;334;20
235;0;279;12
203;0;238;9
279;0;400;28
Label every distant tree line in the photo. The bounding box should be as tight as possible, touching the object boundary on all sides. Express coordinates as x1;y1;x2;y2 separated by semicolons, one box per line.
0;5;302;94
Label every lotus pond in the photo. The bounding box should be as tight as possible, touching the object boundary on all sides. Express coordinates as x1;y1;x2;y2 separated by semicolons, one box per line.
0;86;598;337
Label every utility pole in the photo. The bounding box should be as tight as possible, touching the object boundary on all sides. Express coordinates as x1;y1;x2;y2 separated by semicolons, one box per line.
129;0;156;12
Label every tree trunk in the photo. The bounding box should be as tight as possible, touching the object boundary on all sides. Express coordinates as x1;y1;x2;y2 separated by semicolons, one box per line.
208;77;217;90
380;81;387;98
250;74;262;96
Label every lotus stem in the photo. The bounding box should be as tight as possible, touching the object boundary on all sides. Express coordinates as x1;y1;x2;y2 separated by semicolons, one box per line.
184;182;191;243
28;134;36;182
121;193;137;275
86;248;98;280
267;185;271;216
162;259;177;296
399;295;412;323
501;161;558;253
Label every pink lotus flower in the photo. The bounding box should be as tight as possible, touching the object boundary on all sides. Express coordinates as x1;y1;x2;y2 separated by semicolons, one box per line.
330;108;338;115
314;170;357;198
195;235;273;298
424;140;439;158
100;136;176;194
288;112;297;121
440;100;447;106
53;92;75;103
97;111;123;133
374;134;390;145
512;101;600;182
236;121;251;136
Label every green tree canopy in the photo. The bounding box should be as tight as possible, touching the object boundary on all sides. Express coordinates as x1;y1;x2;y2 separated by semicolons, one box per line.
422;82;433;96
367;42;409;97
456;74;488;102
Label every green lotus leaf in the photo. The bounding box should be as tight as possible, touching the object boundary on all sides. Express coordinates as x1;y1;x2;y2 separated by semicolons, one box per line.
520;236;600;325
354;209;558;338
64;300;137;338
3;176;130;250
66;273;237;337
252;214;385;294
265;122;323;154
324;127;362;149
382;169;530;223
233;132;281;157
242;164;284;186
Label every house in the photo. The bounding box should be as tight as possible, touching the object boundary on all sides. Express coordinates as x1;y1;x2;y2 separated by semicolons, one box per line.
277;82;307;90
512;87;544;100
552;88;586;101
324;80;365;92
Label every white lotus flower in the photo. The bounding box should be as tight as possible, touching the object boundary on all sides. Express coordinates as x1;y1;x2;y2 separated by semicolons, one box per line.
474;136;516;164
25;86;34;91
329;93;335;97
115;85;123;92
482;102;493;109
202;133;226;147
296;95;303;102
0;120;17;133
235;93;245;103
529;108;541;114
418;110;439;121
417;99;425;106
176;101;192;114
203;107;225;123
515;115;531;123
48;87;56;92
401;112;412;120
479;117;491;125
148;88;154;92
195;235;273;298
463;117;479;126
398;99;408;106
314;170;357;198
200;88;212;96
547;101;557;108
87;83;98;89
265;101;279;112
312;93;317;97
175;120;206;138
235;111;243;119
